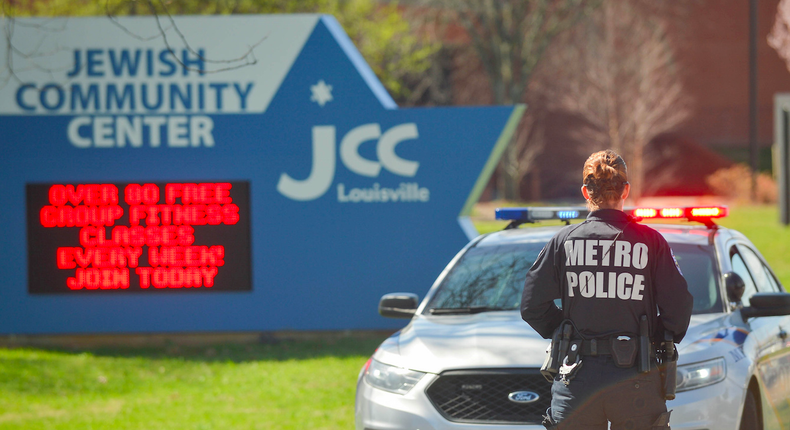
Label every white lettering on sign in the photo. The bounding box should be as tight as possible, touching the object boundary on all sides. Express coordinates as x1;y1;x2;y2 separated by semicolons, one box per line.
337;183;429;203
277;123;428;202
4;16;325;152
67;116;214;148
13;48;252;149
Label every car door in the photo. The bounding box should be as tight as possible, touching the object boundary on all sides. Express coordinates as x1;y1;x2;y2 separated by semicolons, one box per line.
732;243;790;427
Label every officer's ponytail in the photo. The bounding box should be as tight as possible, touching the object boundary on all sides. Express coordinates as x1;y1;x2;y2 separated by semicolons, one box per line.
582;150;629;210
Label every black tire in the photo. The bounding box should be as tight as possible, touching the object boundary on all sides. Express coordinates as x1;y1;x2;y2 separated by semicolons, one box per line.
739;389;761;430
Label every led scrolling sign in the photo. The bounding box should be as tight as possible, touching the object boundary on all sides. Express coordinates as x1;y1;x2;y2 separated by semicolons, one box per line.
27;182;251;293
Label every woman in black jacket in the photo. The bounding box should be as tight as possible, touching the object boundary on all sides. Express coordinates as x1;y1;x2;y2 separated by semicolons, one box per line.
521;150;693;430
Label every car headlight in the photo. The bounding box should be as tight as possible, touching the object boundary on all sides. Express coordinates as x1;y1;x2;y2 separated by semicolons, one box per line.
676;357;726;392
364;358;426;395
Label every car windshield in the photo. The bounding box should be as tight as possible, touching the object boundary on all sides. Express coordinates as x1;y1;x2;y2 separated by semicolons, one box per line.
425;240;721;315
426;241;545;313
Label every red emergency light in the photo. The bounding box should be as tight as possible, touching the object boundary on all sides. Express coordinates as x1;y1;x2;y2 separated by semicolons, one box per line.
629;206;728;227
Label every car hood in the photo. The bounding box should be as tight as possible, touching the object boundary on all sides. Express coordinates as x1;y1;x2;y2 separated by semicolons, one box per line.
374;311;550;374
676;313;732;351
374;312;730;374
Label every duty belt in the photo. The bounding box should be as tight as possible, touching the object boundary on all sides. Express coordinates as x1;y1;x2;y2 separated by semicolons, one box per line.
580;338;656;357
580;339;612;356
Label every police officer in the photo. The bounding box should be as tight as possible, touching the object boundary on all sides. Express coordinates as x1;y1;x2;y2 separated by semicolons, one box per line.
521;150;693;430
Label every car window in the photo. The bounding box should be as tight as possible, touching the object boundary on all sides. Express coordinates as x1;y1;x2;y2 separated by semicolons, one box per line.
671;244;721;314
730;247;758;305
763;266;782;292
426;240;722;315
737;244;779;293
426;242;546;311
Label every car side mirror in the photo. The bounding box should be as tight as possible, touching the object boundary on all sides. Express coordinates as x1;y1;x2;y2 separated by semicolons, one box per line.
724;272;745;303
379;293;419;319
741;292;790;318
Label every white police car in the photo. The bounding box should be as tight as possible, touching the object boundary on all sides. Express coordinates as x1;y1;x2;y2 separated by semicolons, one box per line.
355;206;790;430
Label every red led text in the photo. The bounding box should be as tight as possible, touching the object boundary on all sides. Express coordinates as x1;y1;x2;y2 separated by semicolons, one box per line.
49;184;119;206
68;268;130;290
35;182;243;292
136;266;218;288
128;204;239;226
79;226;196;247
40;204;124;227
58;247;142;268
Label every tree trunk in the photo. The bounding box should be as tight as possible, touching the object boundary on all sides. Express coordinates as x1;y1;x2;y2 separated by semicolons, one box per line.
604;1;621;154
631;140;644;203
504;141;521;200
530;166;542;201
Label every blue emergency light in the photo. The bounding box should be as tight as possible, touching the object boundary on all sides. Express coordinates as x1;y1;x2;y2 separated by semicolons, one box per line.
495;207;589;229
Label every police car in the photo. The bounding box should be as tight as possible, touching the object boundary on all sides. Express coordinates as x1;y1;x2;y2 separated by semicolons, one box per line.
355;206;790;430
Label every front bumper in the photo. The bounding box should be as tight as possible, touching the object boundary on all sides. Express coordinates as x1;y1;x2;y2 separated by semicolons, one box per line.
355;373;545;430
356;372;745;430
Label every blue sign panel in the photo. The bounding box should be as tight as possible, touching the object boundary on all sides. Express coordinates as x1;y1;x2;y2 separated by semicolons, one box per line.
0;15;522;334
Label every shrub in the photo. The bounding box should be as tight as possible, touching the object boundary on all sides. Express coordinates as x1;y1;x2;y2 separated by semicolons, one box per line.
706;164;778;204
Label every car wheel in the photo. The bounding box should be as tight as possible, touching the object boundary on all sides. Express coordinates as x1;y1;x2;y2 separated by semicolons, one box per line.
739;389;761;430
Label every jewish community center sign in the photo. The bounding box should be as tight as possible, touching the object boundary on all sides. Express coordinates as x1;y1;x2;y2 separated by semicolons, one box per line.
0;15;523;334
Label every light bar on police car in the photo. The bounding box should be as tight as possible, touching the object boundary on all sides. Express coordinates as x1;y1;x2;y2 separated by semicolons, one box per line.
629;206;728;221
495;207;589;223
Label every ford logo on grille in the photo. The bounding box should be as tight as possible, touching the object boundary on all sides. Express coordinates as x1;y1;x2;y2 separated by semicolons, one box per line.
508;391;540;404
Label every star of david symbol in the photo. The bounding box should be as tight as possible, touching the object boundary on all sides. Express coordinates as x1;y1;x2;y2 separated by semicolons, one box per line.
310;79;333;107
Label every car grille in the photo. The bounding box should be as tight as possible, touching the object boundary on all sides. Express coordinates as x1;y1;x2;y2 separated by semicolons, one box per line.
425;369;551;424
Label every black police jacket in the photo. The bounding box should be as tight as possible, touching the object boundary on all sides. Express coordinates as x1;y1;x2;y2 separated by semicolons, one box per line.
521;209;693;343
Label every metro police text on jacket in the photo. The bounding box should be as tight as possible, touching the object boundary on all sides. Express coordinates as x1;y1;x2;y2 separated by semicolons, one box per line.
564;239;649;301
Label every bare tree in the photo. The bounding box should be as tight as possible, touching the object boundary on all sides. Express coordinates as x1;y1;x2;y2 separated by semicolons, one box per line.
409;0;598;200
1;0;436;101
543;0;691;201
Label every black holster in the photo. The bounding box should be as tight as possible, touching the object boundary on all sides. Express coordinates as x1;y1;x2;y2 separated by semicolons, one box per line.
541;323;570;382
638;315;651;373
659;331;678;400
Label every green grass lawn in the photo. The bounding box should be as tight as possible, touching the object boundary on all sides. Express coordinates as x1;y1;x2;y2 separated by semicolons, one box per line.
0;336;386;430
717;205;790;287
